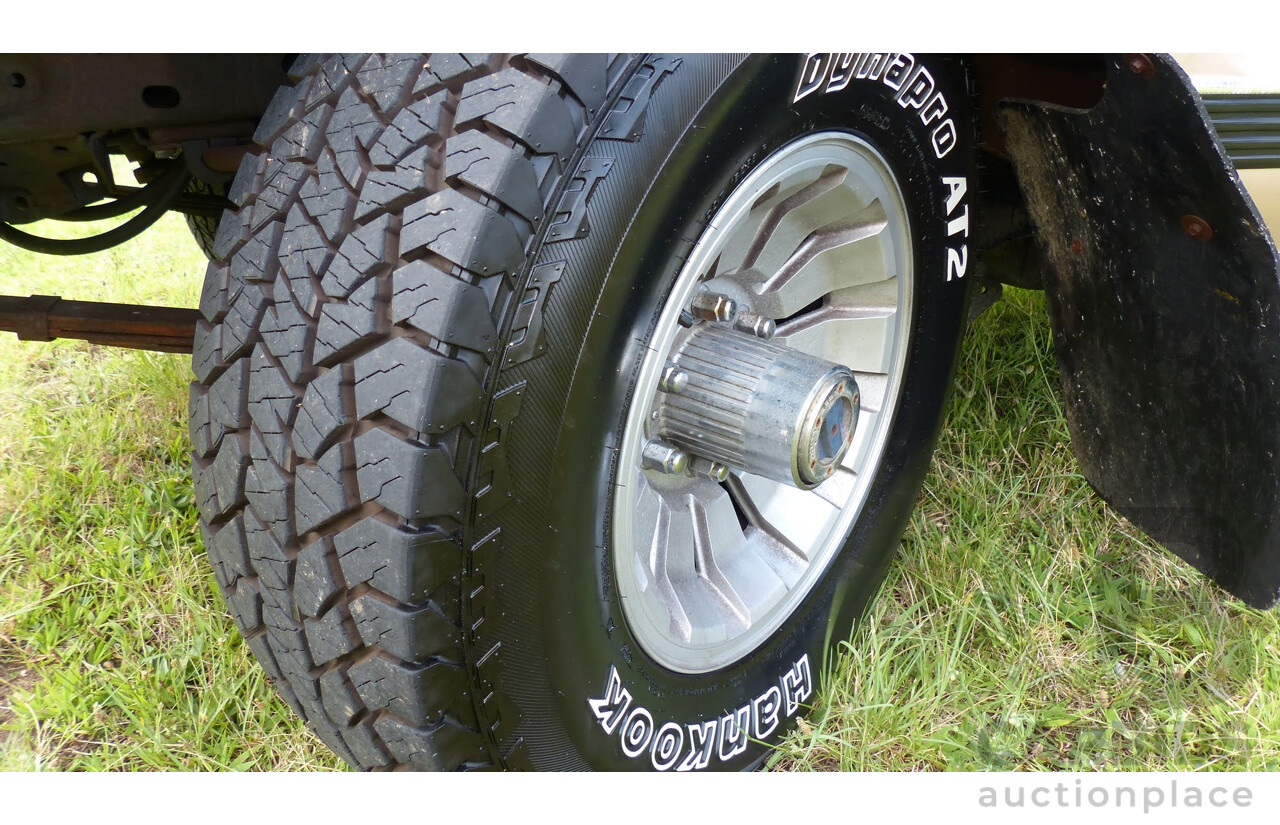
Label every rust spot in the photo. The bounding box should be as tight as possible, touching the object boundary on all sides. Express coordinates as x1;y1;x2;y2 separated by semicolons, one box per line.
1071;238;1083;254
1124;53;1156;79
1181;214;1213;241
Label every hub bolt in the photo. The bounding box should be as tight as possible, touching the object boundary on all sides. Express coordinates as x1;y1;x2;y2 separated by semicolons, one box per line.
692;457;731;482
659;364;689;393
690;292;737;322
641;439;689;474
733;312;776;339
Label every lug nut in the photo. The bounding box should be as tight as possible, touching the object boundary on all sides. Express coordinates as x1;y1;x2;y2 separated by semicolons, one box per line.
690;292;737;322
692;457;731;482
642;439;689;474
660;364;689;393
733;311;776;339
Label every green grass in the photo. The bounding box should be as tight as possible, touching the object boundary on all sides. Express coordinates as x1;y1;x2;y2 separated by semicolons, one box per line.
1;216;1277;771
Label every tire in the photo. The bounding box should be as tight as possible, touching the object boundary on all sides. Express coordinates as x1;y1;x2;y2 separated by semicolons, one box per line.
183;177;228;260
190;53;973;771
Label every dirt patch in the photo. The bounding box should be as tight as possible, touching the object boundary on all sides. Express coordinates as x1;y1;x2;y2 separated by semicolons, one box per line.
0;655;38;733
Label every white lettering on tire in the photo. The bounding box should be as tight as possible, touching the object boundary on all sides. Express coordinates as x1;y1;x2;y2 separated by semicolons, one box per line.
793;53;959;160
587;655;812;771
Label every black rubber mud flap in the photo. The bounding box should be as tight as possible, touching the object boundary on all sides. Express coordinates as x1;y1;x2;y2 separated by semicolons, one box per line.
999;53;1280;609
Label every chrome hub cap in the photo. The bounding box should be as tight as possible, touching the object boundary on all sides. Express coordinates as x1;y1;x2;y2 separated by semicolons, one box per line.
613;131;913;673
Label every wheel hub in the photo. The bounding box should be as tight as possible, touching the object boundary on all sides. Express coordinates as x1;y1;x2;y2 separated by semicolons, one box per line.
613;130;913;673
651;322;861;489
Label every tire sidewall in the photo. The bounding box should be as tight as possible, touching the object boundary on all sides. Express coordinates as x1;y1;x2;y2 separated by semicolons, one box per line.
481;53;973;771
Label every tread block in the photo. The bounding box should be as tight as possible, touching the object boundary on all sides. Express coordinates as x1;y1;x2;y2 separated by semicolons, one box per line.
220;283;269;363
225;575;264;631
293;366;349;461
295;540;341;618
353;428;465;522
314;275;382;367
321;214;392;300
444;130;543;223
368;91;447;169
208;357;250;431
206;514;250;588
190;320;222;385
455;67;576;160
197;434;249;519
317;667;362;725
245;450;296;546
392;260;499;357
340;722;393;769
357;53;424;113
245;508;293;595
349;596;462;662
372;716;487;771
349;656;473;728
526;53;609;114
254;81;307;147
295;444;350;535
279;204;333;317
305;54;363;112
227;152;267;213
199;260;231;322
415;54;489;95
244;633;291;696
247;344;299;469
259;278;314;384
401;188;524;276
270;102;333;164
356;145;431;222
304;603;360;664
353;337;481;435
234;218;283;285
326;86;384;188
253;159;308;232
287;54;324;81
334;516;462;606
300;151;354;243
188;383;220;459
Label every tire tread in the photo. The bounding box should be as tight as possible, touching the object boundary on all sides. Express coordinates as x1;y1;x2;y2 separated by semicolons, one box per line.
192;52;620;770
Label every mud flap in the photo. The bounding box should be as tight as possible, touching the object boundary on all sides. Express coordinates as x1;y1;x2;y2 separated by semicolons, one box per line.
999;54;1280;609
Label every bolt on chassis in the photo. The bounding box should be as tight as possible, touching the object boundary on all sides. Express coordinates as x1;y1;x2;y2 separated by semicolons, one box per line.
2;53;1279;771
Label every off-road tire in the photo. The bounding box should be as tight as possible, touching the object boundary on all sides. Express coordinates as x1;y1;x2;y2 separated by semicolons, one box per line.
190;52;633;770
190;52;973;771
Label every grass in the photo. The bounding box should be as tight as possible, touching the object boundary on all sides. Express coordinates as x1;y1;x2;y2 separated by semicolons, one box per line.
1;216;1278;771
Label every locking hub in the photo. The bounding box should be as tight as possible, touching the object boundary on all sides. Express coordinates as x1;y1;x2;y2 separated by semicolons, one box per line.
653;324;860;489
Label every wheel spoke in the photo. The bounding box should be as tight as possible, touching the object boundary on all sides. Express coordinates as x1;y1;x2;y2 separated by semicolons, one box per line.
775;311;895;373
635;477;694;642
738;164;848;271
741;200;888;319
688;489;754;625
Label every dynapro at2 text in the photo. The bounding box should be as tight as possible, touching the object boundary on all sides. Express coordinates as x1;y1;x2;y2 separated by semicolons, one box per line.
794;53;959;160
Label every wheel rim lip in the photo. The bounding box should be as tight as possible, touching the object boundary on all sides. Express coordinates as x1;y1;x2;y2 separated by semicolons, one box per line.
612;130;913;674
